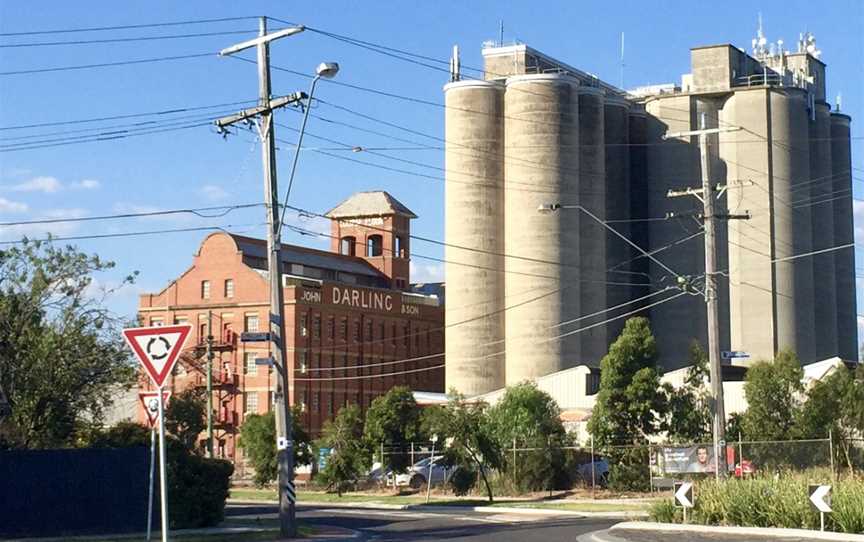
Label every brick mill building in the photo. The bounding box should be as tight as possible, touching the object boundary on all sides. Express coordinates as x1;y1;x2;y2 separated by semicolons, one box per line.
136;191;444;468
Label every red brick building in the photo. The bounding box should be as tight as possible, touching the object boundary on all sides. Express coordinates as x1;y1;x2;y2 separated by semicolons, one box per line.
137;192;444;467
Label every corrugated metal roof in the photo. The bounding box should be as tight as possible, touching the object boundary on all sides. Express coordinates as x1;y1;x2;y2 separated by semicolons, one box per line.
229;234;386;278
325;191;417;218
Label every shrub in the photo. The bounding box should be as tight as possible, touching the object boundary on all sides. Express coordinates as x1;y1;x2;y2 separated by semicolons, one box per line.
88;422;232;529
449;467;477;496
649;499;682;523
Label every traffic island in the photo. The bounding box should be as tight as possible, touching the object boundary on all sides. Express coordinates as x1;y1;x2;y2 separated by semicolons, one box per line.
609;522;864;541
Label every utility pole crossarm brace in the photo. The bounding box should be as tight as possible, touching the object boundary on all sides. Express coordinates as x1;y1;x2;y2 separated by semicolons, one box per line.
215;93;307;131
218;26;305;56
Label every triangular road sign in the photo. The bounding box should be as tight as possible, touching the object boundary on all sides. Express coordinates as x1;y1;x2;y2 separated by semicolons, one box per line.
139;390;171;428
122;324;191;388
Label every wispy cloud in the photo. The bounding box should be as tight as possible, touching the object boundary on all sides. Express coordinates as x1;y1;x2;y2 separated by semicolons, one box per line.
2;175;101;193
0;197;28;213
409;261;444;283
201;184;230;202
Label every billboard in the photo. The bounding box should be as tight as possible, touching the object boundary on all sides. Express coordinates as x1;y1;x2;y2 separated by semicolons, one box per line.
656;445;736;474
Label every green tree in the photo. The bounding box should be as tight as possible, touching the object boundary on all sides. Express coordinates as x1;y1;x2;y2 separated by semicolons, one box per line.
317;404;369;496
488;382;567;491
588;317;667;446
423;392;502;502
165;388;206;452
238;408;312;487
796;365;864;473
363;386;422;472
741;350;803;441
665;341;712;443
0;239;137;448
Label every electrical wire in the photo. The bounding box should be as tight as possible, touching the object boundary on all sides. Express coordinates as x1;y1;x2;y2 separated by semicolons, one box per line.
0;52;214;76
0;203;263;227
0;16;260;37
0;29;259;48
0;222;266;245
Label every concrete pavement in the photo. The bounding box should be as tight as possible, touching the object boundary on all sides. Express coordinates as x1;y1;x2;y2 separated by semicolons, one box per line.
578;521;864;542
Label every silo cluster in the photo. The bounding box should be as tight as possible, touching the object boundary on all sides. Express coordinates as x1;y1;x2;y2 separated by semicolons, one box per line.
444;41;857;396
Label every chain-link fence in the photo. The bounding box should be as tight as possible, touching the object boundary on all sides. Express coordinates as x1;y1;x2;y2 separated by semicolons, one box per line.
369;435;856;495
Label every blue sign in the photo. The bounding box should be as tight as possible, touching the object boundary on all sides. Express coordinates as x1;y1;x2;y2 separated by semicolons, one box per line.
318;447;332;471
240;332;270;342
722;350;750;360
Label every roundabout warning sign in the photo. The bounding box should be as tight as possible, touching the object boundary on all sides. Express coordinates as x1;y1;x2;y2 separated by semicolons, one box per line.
122;324;191;388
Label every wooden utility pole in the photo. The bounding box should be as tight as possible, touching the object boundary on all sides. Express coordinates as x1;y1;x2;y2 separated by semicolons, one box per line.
664;113;748;479
214;17;307;537
206;310;214;458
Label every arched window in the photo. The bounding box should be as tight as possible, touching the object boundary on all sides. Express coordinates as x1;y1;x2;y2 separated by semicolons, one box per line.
395;236;407;258
366;235;383;257
340;236;356;256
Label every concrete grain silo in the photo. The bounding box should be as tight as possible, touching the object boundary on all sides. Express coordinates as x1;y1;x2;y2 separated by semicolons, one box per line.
829;112;858;360
443;80;506;395
503;74;581;384
627;107;651;305
604;95;630;344
808;102;838;360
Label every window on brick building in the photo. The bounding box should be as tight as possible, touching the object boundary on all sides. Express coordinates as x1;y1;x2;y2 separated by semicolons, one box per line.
403;325;409;347
353;320;360;342
366;319;373;341
300;313;308;337
328;317;335;339
340;236;356;256
379;322;385;340
224;279;234;298
244;313;259;332
313;315;321;338
312;392;320;412
299;350;308;374
150;317;164;327
340;317;348;341
391;323;397;346
244;352;257;375
244;392;258;415
366;235;383;257
395;235;406;258
201;280;210;299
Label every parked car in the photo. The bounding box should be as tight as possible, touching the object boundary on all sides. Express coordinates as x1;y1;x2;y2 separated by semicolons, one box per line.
734;460;755;478
367;461;394;486
577;458;609;487
394;456;451;489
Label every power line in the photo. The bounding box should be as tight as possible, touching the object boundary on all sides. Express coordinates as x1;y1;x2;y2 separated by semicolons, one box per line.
0;52;213;76
0;16;259;36
0;203;263;227
0;29;259;48
0;222;265;245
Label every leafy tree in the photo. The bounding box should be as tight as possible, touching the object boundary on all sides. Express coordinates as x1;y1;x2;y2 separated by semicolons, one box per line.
317;404;369;496
796;365;864;473
165;388;206;452
238;408;312;487
363;386;422;472
740;350;803;441
588;317;668;446
0;239;137;448
488;382;568;491
422;392;501;502
665;341;712;443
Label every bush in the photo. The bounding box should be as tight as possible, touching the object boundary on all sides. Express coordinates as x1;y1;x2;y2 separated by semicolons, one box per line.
649;471;864;534
449;467;477;496
649;499;682;523
607;448;650;492
87;422;232;529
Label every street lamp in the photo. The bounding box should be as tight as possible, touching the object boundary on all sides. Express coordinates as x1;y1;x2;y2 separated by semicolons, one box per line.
276;61;340;235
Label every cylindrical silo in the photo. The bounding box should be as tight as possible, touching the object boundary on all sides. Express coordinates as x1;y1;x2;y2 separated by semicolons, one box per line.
503;74;580;384
770;89;814;358
444;80;506;395
604;95;631;345
627;107;650;305
808;102;837;360
577;86;608;362
829;112;858;361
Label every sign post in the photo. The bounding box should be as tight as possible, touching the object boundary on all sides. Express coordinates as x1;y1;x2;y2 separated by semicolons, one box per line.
809;484;832;532
674;481;694;523
123;325;190;542
140;391;170;542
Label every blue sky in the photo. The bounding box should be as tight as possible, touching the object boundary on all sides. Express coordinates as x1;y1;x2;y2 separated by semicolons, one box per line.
0;1;861;342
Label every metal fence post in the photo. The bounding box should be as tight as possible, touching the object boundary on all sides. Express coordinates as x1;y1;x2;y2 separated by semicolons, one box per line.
828;430;835;480
590;434;596;500
738;432;743;477
411;441;415;467
648;444;654;493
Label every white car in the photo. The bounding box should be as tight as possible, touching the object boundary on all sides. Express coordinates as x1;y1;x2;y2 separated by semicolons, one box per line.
394;456;451;489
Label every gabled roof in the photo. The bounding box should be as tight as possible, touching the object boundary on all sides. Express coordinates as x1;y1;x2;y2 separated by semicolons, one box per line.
325;191;417;219
228;234;387;279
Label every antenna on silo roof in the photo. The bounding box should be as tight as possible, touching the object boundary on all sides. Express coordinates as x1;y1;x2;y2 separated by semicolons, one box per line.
499;19;504;46
449;45;461;82
620;32;625;89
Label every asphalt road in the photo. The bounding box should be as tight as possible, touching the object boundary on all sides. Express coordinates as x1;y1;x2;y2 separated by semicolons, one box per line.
226;502;617;541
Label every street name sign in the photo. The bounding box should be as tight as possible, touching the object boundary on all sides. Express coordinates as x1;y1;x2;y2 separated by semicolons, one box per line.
139;391;172;428
241;331;271;342
122;324;191;388
721;350;750;360
674;481;694;508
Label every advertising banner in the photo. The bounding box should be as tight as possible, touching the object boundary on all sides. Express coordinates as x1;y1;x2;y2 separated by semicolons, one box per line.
658;445;735;474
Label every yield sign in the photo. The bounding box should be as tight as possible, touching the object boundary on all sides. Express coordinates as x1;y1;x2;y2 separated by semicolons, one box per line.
139;390;171;428
122;324;191;388
674;481;694;508
809;484;832;513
